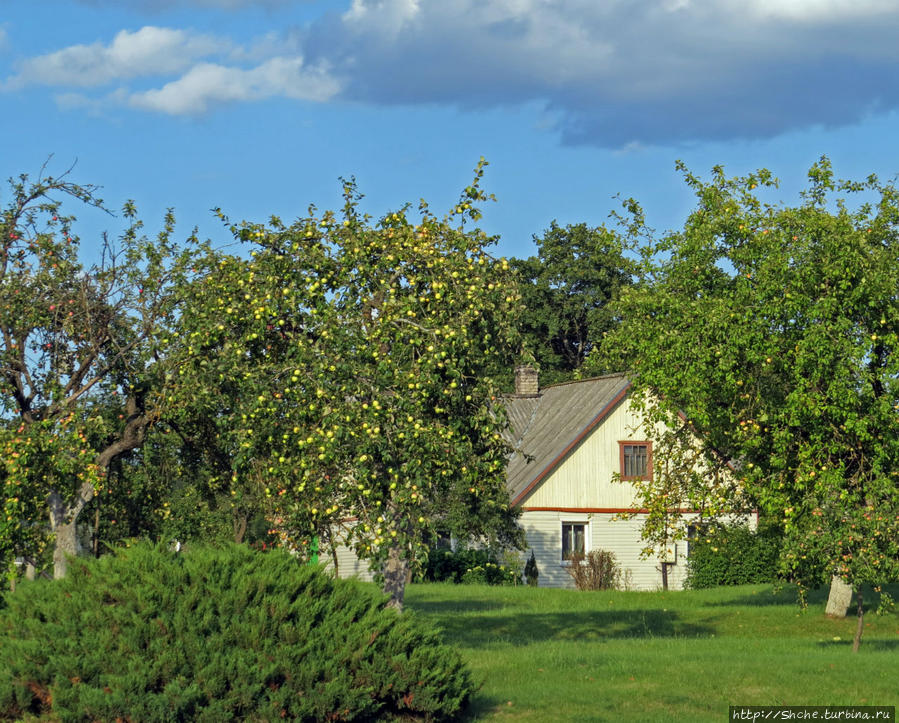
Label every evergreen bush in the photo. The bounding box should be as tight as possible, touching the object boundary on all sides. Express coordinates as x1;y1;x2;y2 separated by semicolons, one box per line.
685;522;781;589
0;542;473;722
524;551;539;587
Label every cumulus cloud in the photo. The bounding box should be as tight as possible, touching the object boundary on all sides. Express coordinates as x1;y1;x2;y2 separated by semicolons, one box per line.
8;0;899;146
128;57;339;113
294;0;899;146
5;26;229;88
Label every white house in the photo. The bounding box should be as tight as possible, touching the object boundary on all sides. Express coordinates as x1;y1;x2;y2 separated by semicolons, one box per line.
504;366;744;591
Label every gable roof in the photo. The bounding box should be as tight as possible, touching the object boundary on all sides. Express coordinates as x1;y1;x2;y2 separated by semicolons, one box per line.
503;373;631;506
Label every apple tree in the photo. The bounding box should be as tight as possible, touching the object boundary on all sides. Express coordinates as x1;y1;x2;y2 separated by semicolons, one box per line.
0;164;210;580
601;157;899;650
176;161;524;609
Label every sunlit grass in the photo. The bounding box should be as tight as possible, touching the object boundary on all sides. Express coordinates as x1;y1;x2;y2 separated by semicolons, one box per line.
402;582;899;721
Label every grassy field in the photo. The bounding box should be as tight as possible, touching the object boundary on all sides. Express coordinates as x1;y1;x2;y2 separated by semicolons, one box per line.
403;582;899;722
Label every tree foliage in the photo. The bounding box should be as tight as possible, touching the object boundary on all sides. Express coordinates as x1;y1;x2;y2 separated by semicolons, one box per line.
603;158;899;637
0;163;210;579
175;160;524;607
511;221;633;385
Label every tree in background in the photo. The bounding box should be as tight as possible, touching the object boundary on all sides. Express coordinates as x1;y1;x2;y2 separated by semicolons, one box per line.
511;221;633;386
176;161;523;609
0;164;210;580
601;158;899;650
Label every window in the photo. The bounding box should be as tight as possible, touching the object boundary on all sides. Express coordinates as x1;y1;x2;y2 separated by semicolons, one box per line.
561;522;586;561
619;441;652;480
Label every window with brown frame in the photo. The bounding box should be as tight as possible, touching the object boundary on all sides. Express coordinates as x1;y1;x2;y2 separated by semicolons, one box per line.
619;441;652;480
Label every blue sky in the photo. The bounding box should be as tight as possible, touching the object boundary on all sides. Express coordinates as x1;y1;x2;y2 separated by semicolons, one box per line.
3;0;899;260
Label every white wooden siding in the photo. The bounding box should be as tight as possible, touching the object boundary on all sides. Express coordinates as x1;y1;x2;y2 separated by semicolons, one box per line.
519;509;692;590
324;542;376;582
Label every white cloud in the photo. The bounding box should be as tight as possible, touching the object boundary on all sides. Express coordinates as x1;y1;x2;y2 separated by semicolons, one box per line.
296;0;899;146
742;0;897;21
128;57;339;114
6;26;228;88
74;0;295;9
8;0;899;146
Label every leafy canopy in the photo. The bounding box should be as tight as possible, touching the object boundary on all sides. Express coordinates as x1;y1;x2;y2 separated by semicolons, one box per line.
512;221;633;385
603;157;899;591
175;160;523;592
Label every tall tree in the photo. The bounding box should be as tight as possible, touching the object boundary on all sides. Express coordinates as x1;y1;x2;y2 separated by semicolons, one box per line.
601;158;899;650
0;164;208;579
511;221;633;385
176;161;523;609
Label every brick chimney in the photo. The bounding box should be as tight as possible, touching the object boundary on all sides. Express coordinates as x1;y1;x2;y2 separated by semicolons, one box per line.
514;365;539;396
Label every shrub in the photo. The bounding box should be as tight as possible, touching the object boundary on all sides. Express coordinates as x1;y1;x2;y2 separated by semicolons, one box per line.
565;549;622;591
421;545;520;586
0;542;473;722
685;522;781;589
524;551;539;587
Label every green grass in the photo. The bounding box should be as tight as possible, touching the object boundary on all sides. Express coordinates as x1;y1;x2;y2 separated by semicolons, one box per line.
402;583;899;722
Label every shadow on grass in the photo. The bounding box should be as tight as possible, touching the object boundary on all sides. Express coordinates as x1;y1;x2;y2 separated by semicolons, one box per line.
410;599;506;615
700;585;823;608
412;607;714;648
707;583;899;611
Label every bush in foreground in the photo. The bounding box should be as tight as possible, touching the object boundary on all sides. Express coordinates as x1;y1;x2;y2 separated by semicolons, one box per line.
0;543;472;722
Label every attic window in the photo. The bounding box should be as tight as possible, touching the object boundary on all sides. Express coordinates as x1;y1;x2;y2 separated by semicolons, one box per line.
619;441;652;481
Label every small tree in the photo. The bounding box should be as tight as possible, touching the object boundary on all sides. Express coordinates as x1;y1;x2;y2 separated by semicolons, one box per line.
524;550;539;586
0;162;209;580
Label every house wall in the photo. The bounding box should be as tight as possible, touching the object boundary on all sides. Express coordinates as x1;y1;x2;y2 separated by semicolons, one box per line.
517;395;751;591
519;509;692;591
324;542;376;582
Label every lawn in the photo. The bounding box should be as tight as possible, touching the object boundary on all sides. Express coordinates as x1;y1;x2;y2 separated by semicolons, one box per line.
403;582;899;722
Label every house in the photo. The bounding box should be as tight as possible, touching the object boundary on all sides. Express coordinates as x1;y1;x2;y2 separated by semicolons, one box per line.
328;366;745;589
504;365;738;591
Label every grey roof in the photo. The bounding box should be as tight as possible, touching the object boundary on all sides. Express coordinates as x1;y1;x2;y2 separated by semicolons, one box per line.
503;373;631;505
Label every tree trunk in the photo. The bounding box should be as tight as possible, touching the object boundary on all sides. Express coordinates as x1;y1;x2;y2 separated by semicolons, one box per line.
48;403;154;579
825;575;853;617
233;512;248;544
852;588;864;653
660;562;669;591
48;484;94;580
52;520;80;580
92;502;101;558
383;541;409;612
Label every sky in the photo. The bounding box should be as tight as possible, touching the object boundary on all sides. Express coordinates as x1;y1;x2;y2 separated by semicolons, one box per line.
3;0;899;260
